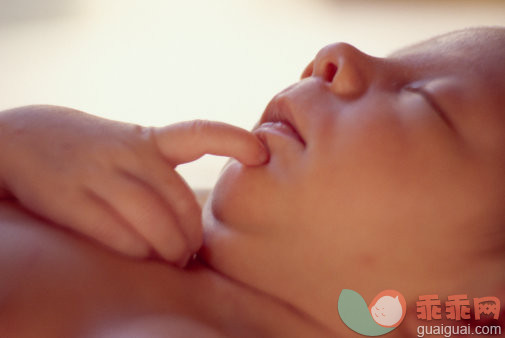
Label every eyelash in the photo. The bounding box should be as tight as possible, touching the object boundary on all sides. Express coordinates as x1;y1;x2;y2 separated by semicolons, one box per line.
404;85;455;131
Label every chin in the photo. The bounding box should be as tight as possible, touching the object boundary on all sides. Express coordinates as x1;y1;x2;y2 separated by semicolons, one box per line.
199;158;286;275
199;179;259;284
204;158;286;233
199;160;258;266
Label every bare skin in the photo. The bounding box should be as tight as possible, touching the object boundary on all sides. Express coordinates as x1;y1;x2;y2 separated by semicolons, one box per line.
0;201;334;338
1;27;505;337
0;105;269;266
203;27;505;335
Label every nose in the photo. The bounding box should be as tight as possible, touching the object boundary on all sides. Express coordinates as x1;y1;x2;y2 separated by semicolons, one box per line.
308;43;376;98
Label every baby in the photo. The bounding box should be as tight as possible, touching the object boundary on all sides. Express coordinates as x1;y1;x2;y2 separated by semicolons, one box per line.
0;26;504;337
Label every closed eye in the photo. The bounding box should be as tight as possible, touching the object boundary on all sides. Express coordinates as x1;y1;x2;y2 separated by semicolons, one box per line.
405;86;456;132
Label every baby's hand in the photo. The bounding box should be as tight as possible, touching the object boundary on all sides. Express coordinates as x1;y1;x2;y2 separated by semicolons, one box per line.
0;105;267;266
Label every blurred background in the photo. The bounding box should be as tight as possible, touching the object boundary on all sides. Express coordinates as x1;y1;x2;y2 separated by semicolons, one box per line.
0;0;503;188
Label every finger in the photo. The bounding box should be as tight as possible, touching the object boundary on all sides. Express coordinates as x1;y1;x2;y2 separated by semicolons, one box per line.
91;170;191;265
51;191;152;259
77;191;152;258
152;120;269;166
135;154;203;253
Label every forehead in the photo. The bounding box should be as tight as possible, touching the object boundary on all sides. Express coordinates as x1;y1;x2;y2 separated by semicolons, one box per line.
391;28;505;75
390;27;505;106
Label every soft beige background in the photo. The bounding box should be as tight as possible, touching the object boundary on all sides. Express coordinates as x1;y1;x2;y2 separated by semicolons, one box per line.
1;0;504;188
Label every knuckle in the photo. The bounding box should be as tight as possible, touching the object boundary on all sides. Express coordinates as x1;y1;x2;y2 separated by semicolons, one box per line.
176;194;199;216
188;119;211;135
133;124;156;149
129;124;154;152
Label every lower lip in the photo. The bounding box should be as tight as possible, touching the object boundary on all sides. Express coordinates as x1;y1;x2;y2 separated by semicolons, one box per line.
253;121;304;145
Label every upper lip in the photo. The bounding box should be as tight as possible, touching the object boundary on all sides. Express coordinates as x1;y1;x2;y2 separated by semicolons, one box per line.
255;96;306;146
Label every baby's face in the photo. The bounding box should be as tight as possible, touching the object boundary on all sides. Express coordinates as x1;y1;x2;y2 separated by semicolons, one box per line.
202;28;505;320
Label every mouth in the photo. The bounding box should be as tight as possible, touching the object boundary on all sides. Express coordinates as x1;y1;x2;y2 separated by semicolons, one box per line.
253;97;306;147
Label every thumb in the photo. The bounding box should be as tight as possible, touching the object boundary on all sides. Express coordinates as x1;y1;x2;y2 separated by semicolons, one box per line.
152;120;269;166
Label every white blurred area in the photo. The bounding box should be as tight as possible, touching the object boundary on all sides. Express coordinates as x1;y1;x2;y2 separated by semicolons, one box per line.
0;0;504;188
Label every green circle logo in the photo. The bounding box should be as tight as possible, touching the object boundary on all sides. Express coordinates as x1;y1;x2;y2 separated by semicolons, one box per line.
338;289;407;336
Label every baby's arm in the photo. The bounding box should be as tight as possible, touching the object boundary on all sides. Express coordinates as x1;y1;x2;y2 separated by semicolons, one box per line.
0;105;267;266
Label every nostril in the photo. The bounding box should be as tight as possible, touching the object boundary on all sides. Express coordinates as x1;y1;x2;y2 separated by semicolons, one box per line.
322;62;338;83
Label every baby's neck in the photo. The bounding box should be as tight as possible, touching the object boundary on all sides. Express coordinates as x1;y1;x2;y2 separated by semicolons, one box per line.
190;256;336;337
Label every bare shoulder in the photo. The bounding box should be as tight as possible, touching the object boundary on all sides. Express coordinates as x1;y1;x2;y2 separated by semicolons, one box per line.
0;201;223;337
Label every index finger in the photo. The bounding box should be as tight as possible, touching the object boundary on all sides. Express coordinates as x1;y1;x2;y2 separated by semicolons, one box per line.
151;120;269;166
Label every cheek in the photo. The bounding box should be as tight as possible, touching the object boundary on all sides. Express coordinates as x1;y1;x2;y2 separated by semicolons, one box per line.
304;115;411;226
299;115;471;258
306;125;502;274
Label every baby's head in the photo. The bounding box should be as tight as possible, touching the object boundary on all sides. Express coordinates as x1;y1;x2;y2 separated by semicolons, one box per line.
202;27;505;334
